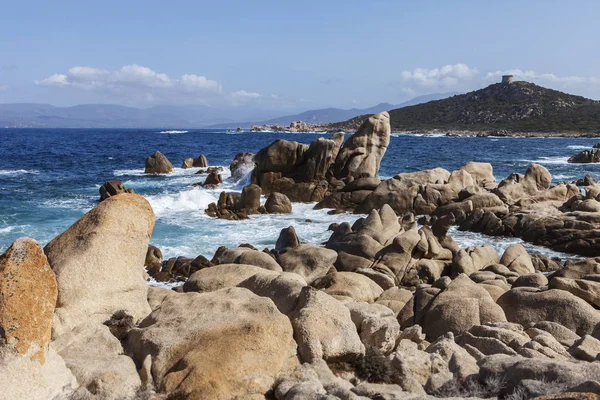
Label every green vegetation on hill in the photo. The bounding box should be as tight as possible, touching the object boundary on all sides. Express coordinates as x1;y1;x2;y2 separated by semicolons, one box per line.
328;81;600;134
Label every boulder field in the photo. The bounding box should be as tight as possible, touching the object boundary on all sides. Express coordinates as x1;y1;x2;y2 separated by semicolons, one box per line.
3;191;600;399
4;113;600;399
214;111;600;257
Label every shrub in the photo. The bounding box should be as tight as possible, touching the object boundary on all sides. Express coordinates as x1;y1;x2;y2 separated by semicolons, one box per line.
104;309;135;340
352;347;393;384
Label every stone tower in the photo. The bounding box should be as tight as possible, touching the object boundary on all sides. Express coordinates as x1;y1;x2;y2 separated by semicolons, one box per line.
501;75;514;84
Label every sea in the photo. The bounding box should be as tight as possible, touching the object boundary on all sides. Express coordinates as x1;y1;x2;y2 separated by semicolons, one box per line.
1;128;599;263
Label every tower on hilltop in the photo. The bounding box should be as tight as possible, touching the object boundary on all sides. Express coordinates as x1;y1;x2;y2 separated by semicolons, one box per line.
501;75;514;84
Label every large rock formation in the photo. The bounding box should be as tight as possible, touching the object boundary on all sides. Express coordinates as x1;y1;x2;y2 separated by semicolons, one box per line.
0;238;57;363
331;111;391;180
127;288;298;399
44;193;154;337
251;133;343;202
144;150;174;174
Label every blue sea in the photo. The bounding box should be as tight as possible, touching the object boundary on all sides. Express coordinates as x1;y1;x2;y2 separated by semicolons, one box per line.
1;128;599;263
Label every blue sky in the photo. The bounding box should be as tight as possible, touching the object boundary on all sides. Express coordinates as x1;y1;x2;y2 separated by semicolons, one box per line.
1;0;599;112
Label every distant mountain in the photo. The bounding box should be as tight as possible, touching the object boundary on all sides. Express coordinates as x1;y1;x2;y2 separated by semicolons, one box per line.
0;92;456;129
327;81;600;134
207;93;457;129
0;103;279;128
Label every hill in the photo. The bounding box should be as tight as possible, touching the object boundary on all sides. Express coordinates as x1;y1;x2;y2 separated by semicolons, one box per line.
207;93;456;129
327;81;600;135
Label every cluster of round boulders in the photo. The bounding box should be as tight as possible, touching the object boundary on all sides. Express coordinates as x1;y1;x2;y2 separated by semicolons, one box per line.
205;184;292;220
7;117;600;400
142;200;600;398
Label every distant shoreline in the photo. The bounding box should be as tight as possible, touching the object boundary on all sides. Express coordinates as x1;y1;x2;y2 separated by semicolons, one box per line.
392;129;600;138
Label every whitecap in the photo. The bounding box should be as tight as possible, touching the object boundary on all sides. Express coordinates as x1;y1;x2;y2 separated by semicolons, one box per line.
159;130;189;134
567;145;591;150
146;188;218;219
522;156;570;165
553;174;574;180
113;168;146;177
0;226;14;233
0;169;39;176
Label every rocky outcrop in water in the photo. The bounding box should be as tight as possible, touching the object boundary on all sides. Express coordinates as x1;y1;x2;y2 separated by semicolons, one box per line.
246;111;392;205
205;184;268;220
569;149;600;163
144;150;173;174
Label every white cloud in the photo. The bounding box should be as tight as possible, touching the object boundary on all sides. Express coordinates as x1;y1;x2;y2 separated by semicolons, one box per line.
36;64;221;91
0;85;7;91
401;63;479;88
399;63;600;100
34;64;232;105
232;89;261;99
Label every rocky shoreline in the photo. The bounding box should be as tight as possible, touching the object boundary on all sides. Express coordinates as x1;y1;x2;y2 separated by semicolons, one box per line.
3;112;600;399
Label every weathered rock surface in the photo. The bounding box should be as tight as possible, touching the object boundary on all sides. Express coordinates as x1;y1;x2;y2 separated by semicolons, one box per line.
345;301;400;353
290;287;364;363
497;287;600;336
44;193;154;337
422;274;507;339
311;271;384;302
332;111;391;180
212;246;282;271
183;263;279;293
0;238;57;363
128;288;298;399
53;324;141;400
500;244;535;275
276;243;337;283
0;346;77;400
